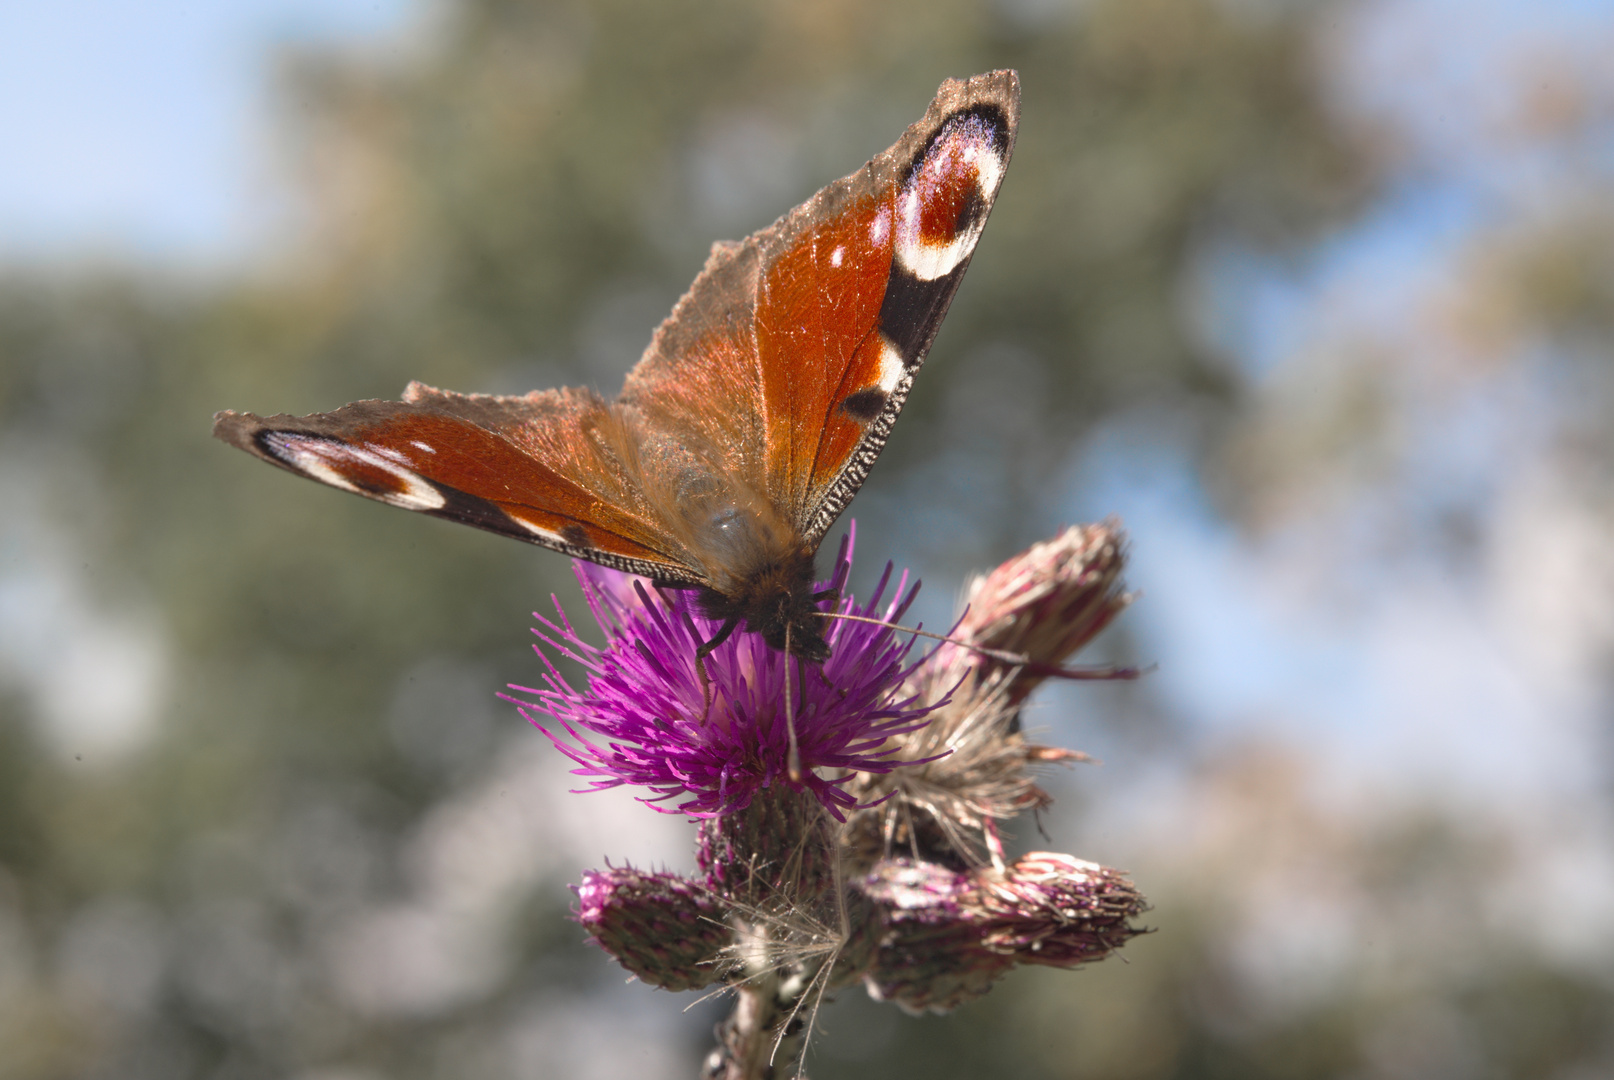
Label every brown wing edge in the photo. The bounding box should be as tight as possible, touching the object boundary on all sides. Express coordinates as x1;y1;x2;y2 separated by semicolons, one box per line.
210;404;702;584
628;240;762;398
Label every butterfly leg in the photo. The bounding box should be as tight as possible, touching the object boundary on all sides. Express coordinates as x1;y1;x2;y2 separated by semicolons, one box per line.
796;655;811;719
693;617;740;719
812;662;848;702
694;654;712;720
809;587;841;698
694;616;740;662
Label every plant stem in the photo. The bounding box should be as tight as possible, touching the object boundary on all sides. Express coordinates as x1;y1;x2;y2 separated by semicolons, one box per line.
702;950;814;1080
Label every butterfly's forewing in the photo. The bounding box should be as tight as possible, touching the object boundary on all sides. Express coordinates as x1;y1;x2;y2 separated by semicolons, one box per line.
768;72;1017;542
626;71;1018;544
212;386;704;582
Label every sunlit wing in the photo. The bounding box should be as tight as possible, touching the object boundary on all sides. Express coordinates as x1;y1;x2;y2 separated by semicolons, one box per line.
619;70;1019;546
212;383;706;583
215;72;1020;592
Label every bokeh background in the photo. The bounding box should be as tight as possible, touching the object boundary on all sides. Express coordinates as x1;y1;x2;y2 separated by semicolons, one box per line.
4;0;1613;1076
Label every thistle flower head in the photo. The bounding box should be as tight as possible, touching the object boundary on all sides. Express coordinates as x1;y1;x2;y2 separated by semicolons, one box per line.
509;532;942;818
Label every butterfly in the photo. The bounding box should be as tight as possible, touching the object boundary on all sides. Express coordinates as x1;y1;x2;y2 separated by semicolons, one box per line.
214;70;1019;663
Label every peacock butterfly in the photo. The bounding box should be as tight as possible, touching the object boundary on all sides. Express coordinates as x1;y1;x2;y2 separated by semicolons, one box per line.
214;70;1020;662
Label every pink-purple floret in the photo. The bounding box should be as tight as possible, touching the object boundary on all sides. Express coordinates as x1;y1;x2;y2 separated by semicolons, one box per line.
506;532;945;819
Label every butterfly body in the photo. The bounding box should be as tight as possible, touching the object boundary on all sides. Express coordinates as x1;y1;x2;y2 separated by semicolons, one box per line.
215;71;1020;660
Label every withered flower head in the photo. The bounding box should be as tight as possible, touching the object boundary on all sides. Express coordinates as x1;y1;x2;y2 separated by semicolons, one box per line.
953;520;1132;704
858;852;1149;1014
842;523;1131;870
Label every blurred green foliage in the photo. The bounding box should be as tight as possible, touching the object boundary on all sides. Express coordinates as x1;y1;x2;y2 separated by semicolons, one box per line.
3;0;1613;1077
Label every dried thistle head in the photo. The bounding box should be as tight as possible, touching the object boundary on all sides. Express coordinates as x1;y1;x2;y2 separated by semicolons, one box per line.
840;665;1086;871
953;521;1132;704
841;524;1129;870
857;852;1150;1015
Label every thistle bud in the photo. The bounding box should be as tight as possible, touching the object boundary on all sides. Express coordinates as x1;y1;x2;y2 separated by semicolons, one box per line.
575;865;734;992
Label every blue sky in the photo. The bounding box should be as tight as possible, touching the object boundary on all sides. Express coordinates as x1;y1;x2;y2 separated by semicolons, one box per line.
0;0;416;262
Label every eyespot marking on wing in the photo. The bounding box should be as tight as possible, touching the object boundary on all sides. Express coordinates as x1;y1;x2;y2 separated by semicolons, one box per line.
894;107;1009;282
837;336;909;425
499;514;591;553
259;431;447;512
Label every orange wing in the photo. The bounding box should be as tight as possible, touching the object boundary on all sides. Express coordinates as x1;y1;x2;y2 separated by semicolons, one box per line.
213;383;706;583
214;72;1020;586
621;70;1019;545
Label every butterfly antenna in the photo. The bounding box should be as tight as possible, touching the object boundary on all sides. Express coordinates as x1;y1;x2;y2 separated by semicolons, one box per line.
813;610;1146;681
784;625;803;784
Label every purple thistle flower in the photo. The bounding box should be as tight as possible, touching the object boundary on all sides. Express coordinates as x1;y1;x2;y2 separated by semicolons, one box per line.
507;531;944;819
